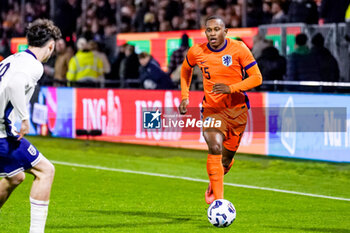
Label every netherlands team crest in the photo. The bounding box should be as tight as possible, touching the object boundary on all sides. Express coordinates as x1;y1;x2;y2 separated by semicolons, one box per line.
222;55;232;67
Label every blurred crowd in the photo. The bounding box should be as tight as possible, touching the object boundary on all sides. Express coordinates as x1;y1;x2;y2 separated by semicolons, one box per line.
39;30;342;90
253;32;340;86
1;0;350;39
0;0;349;90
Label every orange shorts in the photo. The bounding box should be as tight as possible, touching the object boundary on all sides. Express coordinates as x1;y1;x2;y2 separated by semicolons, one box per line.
202;110;248;152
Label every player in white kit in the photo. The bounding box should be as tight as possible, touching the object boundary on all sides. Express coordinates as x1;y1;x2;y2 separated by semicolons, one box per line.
0;19;61;233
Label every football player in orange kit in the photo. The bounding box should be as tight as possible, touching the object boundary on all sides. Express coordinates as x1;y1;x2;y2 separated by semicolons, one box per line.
179;15;262;204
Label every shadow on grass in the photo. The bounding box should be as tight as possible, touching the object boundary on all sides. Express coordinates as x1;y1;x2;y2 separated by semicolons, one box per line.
47;221;182;229
47;209;202;229
266;225;350;233
85;209;201;221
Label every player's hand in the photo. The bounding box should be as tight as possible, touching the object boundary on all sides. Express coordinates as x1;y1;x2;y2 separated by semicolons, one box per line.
17;119;29;141
212;83;231;94
179;99;189;115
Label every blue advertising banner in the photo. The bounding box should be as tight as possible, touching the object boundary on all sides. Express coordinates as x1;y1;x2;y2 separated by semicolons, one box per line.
267;93;350;162
18;87;74;138
15;88;350;163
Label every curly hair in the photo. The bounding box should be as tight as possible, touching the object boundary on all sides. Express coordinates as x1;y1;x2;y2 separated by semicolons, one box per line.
26;19;62;47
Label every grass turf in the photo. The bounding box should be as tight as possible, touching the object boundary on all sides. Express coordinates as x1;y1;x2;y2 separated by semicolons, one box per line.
0;136;349;232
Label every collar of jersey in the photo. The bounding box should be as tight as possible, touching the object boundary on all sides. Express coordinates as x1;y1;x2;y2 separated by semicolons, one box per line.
24;49;37;60
207;39;227;52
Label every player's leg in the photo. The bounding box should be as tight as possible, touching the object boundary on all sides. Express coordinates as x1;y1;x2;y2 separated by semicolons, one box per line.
0;137;27;208
222;146;236;175
221;111;248;175
26;157;55;201
26;157;55;233
0;172;26;208
5;136;54;233
203;128;225;203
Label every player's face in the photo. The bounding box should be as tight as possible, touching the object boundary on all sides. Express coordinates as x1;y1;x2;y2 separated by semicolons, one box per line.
205;19;228;50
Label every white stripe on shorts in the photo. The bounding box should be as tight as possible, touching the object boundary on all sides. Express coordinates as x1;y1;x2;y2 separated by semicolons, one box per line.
0;153;43;178
31;153;43;167
7;167;24;177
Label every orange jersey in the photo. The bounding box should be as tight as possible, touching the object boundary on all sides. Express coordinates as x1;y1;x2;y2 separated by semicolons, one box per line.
181;38;262;118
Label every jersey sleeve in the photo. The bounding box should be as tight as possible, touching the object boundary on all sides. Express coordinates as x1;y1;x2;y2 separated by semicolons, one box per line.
185;46;197;68
229;42;262;93
238;41;257;71
229;65;262;93
180;47;197;100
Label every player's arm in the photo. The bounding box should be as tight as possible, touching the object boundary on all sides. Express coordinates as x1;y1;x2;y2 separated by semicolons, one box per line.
228;63;262;93
179;49;195;114
7;72;31;140
230;42;262;93
212;64;262;94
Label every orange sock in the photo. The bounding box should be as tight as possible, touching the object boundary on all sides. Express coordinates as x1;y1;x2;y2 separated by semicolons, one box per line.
224;158;235;175
207;154;224;199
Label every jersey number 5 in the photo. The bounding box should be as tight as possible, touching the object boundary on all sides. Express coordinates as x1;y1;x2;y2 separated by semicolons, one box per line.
0;63;10;82
201;67;211;79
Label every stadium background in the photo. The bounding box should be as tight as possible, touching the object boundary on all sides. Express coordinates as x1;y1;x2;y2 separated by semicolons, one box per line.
2;0;349;162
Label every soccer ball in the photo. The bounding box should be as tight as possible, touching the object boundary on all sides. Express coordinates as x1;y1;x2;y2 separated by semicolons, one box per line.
207;199;236;227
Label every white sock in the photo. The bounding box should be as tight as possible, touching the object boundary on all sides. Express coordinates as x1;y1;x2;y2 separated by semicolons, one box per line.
29;197;49;233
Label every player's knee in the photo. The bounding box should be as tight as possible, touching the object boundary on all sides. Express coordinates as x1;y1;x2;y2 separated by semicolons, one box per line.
42;162;55;181
47;163;55;180
203;130;224;155
209;143;222;155
9;173;25;186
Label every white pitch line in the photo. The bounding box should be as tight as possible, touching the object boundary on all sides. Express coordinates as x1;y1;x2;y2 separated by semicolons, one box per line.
51;160;350;202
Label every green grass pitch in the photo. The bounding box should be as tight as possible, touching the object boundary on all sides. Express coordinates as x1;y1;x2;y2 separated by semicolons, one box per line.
1;136;350;232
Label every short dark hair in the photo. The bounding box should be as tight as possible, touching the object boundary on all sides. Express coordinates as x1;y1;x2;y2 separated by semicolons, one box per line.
138;52;150;59
26;19;61;47
311;33;324;47
295;33;308;46
126;44;135;53
205;15;226;28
